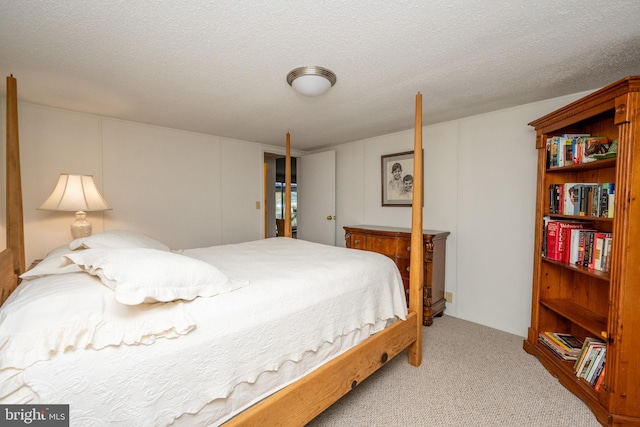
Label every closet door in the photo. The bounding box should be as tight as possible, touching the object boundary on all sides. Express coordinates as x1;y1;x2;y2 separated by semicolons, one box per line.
297;150;336;245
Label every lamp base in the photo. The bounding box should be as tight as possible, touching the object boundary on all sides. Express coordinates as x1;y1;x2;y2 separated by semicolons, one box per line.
71;211;92;239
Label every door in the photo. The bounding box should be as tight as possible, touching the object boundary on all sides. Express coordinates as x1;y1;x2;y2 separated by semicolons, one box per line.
296;150;336;245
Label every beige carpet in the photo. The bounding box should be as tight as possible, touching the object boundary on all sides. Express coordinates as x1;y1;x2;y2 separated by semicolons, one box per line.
307;315;600;427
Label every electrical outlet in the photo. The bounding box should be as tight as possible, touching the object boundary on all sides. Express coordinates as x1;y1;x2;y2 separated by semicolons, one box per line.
445;292;453;303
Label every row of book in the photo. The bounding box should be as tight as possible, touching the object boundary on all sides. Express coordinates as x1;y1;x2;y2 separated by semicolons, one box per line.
574;337;607;391
543;218;613;272
546;134;616;169
540;332;607;391
538;332;583;361
549;182;614;218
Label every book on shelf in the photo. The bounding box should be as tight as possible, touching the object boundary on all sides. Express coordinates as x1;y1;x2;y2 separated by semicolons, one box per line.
543;222;612;271
577;230;590;267
593;232;613;271
607;183;615;218
591;139;618;161
577;230;613;271
539;332;583;361
586;347;607;384
563;183;581;215
545;135;614;168
542;216;549;258
582;137;611;163
573;337;606;379
545;220;592;262
548;182;614;218
545;220;559;260
594;183;615;218
564;134;590;166
563;138;573;167
593;234;604;270
581;347;602;380
583;231;596;268
550;332;583;350
594;366;605;391
579;184;594;216
598;183;611;218
568;227;595;265
557;137;566;167
549;184;560;214
602;237;613;273
546;138;557;169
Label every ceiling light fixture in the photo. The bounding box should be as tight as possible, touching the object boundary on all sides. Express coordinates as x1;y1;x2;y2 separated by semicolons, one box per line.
286;66;337;97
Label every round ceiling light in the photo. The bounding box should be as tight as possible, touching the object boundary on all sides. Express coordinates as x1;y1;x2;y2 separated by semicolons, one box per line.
286;66;337;97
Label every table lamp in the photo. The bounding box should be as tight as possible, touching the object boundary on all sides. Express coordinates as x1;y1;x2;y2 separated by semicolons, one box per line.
38;174;111;239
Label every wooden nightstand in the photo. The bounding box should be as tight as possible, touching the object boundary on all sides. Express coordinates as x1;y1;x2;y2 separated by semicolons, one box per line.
344;225;449;326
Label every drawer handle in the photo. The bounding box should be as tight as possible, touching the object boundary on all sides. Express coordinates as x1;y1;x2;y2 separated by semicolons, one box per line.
406;266;410;272
407;246;411;252
377;238;382;243
354;239;360;244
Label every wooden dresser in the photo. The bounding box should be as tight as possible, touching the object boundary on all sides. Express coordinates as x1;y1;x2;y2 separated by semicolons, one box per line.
344;225;449;326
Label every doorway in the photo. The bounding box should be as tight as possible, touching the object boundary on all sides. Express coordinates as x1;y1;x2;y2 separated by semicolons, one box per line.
264;153;297;238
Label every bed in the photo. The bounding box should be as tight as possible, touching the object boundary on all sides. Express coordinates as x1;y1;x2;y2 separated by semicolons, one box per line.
0;75;426;426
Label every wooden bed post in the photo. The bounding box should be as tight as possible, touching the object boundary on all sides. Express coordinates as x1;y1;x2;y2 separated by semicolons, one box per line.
284;132;292;237
408;92;423;367
6;75;25;276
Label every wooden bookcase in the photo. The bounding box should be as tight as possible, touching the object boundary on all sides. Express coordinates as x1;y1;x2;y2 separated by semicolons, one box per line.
523;76;640;426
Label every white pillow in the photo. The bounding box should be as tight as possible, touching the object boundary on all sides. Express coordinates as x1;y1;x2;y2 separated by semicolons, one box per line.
69;230;171;251
63;248;245;305
19;245;83;280
0;272;195;372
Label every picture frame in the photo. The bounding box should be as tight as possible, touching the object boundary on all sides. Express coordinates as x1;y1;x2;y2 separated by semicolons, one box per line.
381;150;416;206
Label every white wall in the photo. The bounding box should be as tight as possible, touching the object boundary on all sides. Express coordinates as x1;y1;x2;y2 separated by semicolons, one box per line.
19;104;104;260
2;103;267;264
2;90;591;337
219;138;263;244
101;119;224;250
322;92;590;336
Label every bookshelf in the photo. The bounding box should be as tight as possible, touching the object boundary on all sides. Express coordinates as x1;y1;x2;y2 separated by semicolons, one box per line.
523;76;640;426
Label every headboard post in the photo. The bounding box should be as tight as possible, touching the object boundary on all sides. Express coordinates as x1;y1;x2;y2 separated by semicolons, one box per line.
6;75;26;276
408;92;424;366
284;132;292;237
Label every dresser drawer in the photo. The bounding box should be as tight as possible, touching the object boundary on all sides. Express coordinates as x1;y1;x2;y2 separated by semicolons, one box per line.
396;239;434;261
395;257;410;279
366;235;396;257
348;233;367;249
396;239;412;258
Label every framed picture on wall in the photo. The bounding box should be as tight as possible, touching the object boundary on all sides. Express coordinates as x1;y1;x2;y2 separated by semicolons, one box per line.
381;150;416;206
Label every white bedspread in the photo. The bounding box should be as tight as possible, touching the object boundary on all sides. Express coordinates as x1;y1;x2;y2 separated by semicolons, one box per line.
1;238;407;426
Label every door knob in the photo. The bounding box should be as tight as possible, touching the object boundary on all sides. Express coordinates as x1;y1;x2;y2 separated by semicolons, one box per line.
326;215;336;220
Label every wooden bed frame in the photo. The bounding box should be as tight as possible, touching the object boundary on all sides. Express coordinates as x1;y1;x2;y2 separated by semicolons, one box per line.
0;75;425;426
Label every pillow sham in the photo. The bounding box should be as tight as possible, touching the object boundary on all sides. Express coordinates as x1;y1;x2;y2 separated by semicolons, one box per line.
63;248;245;305
0;272;195;372
19;245;83;280
69;230;171;252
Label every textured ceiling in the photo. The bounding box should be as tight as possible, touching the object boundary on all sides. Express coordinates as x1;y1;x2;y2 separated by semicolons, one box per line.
1;1;640;151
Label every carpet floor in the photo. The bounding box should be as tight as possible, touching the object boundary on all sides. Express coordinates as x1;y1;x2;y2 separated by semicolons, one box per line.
307;315;600;426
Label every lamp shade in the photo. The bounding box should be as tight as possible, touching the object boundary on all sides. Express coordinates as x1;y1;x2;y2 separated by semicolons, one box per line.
38;174;111;212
